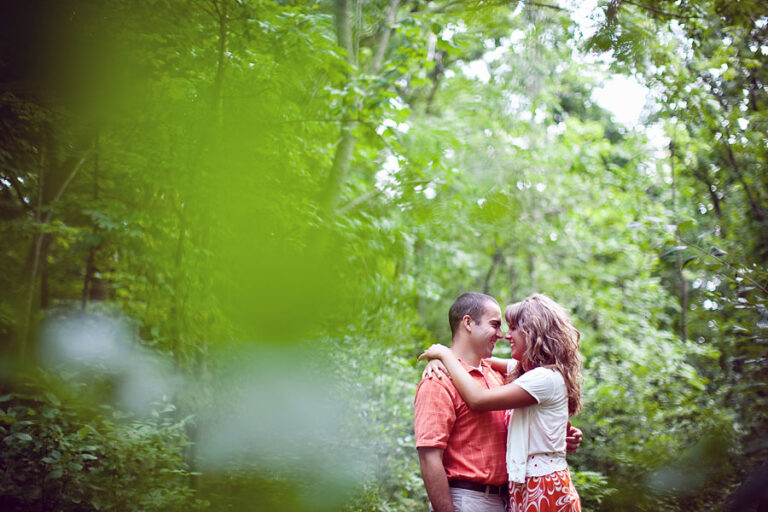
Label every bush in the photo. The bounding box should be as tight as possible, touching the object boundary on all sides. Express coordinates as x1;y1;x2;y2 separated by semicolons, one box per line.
0;375;206;511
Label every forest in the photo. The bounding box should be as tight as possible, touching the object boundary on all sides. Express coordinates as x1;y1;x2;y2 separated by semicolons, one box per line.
0;0;767;510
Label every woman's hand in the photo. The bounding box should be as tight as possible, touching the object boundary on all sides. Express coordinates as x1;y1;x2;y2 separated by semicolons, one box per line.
422;359;449;380
566;423;583;453
418;344;451;363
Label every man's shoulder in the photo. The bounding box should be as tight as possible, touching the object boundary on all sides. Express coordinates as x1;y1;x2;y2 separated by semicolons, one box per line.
414;376;459;420
415;374;459;399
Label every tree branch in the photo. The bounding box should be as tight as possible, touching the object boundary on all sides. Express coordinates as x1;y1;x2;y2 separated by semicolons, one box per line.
671;230;768;296
335;0;354;61
697;68;766;223
370;0;400;75
337;178;440;215
43;156;87;224
521;1;565;11
622;0;703;20
404;0;564;19
190;0;218;19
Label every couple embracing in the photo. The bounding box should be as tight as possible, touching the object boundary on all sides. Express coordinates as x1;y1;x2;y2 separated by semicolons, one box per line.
415;292;583;512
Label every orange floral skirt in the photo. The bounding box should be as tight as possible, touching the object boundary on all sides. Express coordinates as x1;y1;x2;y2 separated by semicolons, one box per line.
509;468;581;512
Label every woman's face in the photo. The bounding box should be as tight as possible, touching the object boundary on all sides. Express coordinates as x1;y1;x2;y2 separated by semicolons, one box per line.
505;323;526;361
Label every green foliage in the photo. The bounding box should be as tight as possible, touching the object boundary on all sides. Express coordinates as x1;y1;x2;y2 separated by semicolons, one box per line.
1;1;767;511
570;470;616;510
0;377;203;511
333;336;426;512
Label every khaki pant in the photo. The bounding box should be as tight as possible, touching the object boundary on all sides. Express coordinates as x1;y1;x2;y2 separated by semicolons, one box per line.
440;487;507;512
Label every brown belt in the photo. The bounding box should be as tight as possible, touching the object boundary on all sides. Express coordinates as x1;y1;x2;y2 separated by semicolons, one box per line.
448;479;508;495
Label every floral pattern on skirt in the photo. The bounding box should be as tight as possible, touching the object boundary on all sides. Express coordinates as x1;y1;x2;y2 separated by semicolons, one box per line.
508;468;581;512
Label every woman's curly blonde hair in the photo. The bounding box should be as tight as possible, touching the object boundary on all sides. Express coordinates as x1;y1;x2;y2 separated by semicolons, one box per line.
505;294;583;415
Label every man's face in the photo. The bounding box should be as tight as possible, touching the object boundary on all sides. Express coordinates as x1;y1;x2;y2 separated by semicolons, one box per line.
469;302;503;359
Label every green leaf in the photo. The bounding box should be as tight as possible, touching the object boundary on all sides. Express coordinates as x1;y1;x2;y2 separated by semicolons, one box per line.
661;245;687;257
682;256;698;268
676;219;696;232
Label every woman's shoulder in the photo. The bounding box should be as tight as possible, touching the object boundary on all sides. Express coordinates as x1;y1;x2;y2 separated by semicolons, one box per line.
538;366;566;383
515;366;556;386
526;366;558;379
523;367;566;391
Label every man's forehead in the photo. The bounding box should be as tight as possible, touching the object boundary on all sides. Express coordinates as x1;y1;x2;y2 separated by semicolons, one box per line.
481;301;501;319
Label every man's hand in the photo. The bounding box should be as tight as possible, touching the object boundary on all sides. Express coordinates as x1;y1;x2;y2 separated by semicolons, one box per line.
566;423;583;453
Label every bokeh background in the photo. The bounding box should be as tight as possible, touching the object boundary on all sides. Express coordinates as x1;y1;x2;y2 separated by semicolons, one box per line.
1;0;767;510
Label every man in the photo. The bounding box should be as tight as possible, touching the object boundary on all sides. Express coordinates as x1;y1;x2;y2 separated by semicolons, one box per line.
414;292;582;512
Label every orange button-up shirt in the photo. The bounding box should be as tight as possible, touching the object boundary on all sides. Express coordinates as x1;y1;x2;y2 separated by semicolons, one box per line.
414;359;508;485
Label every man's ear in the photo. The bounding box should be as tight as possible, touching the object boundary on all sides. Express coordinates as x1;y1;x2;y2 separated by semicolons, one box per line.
462;315;473;332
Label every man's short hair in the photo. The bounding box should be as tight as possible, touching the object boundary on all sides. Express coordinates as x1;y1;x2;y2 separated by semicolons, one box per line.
449;292;498;335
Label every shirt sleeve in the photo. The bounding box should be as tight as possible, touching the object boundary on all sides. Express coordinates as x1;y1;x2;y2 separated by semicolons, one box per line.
513;367;555;404
414;378;456;449
506;359;518;376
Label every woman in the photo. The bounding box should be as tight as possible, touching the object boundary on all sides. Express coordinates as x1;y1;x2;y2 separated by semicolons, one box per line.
419;294;582;512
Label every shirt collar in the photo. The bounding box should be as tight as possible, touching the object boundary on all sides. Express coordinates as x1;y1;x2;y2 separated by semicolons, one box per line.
459;358;488;375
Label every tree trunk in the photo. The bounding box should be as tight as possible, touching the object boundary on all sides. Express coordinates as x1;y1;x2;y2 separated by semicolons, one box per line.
691;166;726;238
369;0;399;74
698;68;767;223
81;247;94;310
320;0;399;220
320;124;357;217
171;211;186;370
82;134;101;311
213;0;228;129
482;248;503;295
670;140;688;341
335;0;353;59
15;124;90;362
721;133;765;223
318;0;358;221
